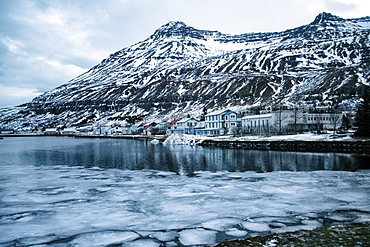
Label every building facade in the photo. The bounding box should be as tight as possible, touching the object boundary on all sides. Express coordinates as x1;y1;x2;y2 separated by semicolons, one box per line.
242;113;275;135
166;118;199;135
242;109;344;134
197;109;240;136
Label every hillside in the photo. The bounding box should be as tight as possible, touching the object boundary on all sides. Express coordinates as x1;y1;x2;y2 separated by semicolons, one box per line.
1;12;369;128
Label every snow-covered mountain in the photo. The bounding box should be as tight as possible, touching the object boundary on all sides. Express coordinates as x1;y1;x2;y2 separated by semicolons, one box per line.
1;13;370;128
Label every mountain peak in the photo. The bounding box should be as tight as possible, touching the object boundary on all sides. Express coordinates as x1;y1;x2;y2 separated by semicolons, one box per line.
311;12;345;25
151;21;210;40
152;21;192;37
160;21;188;30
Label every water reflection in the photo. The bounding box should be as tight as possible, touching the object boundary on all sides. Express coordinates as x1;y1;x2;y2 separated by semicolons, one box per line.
1;137;369;175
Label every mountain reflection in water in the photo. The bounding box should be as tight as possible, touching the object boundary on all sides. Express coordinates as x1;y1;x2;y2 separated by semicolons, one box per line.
1;136;368;174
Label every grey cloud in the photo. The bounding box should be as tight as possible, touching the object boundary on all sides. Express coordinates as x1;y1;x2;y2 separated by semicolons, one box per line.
0;0;368;108
323;0;357;14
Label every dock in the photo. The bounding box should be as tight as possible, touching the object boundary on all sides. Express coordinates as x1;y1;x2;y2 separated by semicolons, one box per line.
199;139;370;154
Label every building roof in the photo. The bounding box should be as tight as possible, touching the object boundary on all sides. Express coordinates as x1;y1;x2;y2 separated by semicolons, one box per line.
177;117;199;123
205;109;236;116
168;120;178;126
63;128;76;132
242;114;272;120
122;124;137;129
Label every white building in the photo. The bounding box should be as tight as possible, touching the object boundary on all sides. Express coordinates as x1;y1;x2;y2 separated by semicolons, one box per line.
166;118;199;135
92;126;113;136
304;112;343;131
177;118;199;134
121;124;138;135
62;128;77;135
44;128;59;135
242;108;344;134
242;113;275;135
196;109;240;136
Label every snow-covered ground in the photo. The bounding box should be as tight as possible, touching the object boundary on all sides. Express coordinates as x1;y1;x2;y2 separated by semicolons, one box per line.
212;133;355;142
163;133;355;145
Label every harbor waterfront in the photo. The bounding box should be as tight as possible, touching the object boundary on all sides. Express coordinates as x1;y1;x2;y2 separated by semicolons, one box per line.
2;133;370;154
0;136;369;246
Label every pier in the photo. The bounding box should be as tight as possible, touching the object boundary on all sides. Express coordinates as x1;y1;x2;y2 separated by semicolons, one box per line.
199;140;370;154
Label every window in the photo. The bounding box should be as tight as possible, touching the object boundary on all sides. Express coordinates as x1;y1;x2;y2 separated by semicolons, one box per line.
231;123;235;126
231;115;235;118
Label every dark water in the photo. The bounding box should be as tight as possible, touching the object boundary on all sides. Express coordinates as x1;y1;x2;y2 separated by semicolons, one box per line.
0;136;369;174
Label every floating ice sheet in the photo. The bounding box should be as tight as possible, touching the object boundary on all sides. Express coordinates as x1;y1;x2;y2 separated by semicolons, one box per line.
68;231;140;246
0;162;369;246
178;228;218;246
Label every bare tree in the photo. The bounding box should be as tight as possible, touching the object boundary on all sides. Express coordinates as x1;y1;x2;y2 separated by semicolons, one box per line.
275;105;284;134
274;105;292;134
229;126;242;137
329;106;342;135
291;107;302;133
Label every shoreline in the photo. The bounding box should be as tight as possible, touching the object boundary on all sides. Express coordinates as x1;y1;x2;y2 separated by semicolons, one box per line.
215;222;370;247
1;133;370;154
0;133;165;140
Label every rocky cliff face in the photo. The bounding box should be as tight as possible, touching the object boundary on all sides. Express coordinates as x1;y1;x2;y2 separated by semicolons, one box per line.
1;13;370;128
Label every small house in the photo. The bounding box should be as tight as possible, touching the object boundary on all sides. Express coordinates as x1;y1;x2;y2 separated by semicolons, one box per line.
0;129;15;134
93;126;112;136
44;128;59;135
62;128;77;135
121;124;138;135
166;120;179;135
143;125;154;135
171;117;199;135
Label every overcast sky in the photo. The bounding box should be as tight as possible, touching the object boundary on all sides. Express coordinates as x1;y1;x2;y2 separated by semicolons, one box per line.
0;0;369;108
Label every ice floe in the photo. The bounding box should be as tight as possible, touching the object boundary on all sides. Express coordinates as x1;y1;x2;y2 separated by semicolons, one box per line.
178;228;218;246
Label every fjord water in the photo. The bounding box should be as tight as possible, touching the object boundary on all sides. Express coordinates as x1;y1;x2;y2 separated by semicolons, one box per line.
0;137;369;246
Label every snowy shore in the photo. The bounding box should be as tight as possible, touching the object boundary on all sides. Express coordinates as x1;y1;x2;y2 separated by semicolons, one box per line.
216;222;370;247
0;132;359;142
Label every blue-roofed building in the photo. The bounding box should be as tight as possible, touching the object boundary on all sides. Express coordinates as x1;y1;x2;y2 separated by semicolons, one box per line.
196;109;241;136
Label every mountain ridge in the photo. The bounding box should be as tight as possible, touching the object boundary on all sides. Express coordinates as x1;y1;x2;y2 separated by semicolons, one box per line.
1;13;369;128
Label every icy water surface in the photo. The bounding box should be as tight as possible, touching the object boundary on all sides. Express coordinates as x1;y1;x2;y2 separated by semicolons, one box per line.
0;137;369;246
